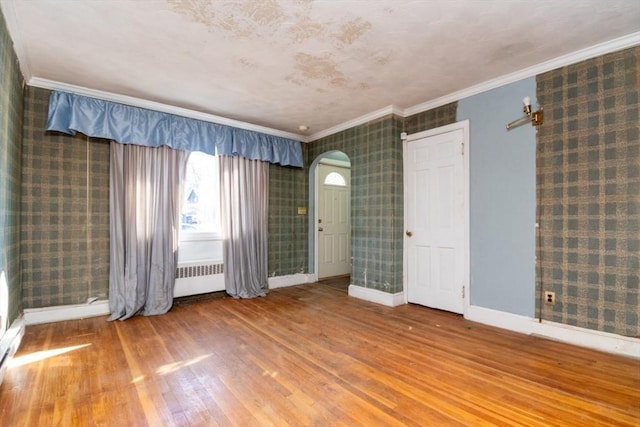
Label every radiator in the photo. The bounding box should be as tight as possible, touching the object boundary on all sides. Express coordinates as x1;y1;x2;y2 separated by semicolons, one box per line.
174;263;225;297
176;263;224;279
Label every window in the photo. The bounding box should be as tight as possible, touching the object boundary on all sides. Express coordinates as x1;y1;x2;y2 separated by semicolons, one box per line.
324;171;347;186
180;151;220;239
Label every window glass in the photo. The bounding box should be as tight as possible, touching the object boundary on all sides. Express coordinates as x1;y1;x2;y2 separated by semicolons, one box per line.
181;152;220;235
324;171;347;186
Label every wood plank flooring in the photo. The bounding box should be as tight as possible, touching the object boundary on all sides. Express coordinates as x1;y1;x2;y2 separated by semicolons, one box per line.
1;282;638;426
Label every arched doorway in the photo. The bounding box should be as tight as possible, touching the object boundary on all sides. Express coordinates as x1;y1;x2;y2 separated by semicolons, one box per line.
308;151;351;280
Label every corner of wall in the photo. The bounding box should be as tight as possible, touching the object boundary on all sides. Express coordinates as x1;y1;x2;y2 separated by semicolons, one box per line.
0;5;25;329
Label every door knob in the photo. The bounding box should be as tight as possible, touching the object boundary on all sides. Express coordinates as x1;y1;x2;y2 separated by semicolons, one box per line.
406;230;413;237
319;227;324;232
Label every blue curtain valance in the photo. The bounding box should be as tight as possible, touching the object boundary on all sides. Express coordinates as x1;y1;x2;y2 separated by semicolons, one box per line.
45;91;304;167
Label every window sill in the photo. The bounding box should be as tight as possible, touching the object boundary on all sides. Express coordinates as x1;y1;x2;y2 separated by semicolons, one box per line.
179;232;222;242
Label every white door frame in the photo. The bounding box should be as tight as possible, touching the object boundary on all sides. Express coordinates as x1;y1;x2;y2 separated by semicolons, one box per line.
316;162;351;279
308;153;351;280
403;120;470;314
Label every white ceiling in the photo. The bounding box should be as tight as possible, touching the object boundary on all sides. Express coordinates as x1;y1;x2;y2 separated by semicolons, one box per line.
2;0;639;140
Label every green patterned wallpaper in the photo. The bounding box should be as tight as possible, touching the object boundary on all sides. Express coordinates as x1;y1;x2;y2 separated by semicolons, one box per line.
268;153;309;277
21;87;110;308
404;102;458;135
307;116;404;293
0;9;24;326
537;47;639;336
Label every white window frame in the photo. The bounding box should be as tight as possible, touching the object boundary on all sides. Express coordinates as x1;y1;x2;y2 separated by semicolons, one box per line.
179;152;222;243
323;171;347;187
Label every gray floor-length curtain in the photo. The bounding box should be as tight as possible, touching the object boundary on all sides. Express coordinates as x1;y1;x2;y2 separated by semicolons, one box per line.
109;141;189;320
219;155;269;298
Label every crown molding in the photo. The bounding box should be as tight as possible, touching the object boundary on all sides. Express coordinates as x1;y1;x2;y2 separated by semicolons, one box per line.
28;77;307;142
403;31;640;117
17;29;640;144
306;104;403;141
1;0;32;82
309;32;639;141
310;32;640;138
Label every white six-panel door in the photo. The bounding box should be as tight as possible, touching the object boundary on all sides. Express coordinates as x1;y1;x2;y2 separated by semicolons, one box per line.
405;127;466;313
317;164;351;279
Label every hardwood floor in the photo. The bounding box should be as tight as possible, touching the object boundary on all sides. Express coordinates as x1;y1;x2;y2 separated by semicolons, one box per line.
1;283;638;426
316;274;350;292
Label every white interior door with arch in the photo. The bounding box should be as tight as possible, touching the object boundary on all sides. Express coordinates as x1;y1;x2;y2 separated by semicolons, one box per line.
316;162;351;279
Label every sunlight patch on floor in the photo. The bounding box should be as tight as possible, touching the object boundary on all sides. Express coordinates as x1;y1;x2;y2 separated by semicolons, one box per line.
8;344;91;368
131;375;146;384
155;354;212;376
262;370;279;378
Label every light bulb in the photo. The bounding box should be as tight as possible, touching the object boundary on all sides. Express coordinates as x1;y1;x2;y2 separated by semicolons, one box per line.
523;96;531;106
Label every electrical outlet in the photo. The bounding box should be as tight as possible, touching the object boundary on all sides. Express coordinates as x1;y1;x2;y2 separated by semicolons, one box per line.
545;291;556;304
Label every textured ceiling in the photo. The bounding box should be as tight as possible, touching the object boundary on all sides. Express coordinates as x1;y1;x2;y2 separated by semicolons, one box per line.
2;0;639;137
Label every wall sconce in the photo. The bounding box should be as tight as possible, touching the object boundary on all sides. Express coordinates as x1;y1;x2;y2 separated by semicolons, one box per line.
506;96;544;130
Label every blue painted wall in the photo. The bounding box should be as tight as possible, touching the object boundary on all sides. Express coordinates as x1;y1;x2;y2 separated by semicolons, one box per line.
458;78;537;317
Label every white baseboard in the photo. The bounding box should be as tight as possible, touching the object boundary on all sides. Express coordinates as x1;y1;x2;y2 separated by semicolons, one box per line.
174;274;225;297
24;300;110;325
465;305;640;359
348;285;406;307
0;316;25;386
465;304;535;335
268;273;315;289
22;272;275;325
